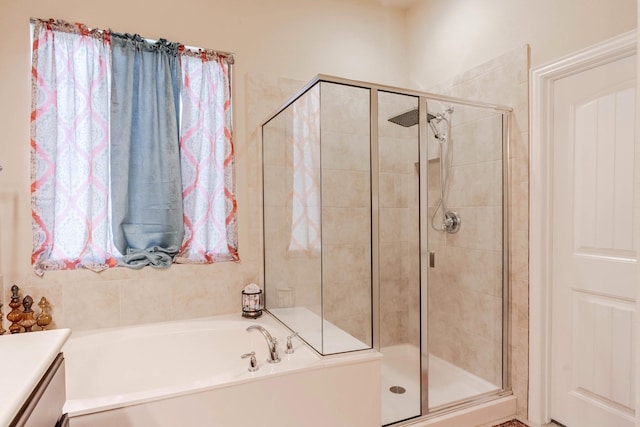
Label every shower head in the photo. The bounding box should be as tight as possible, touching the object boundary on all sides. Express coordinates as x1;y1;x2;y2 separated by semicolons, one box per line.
387;108;438;128
388;108;419;127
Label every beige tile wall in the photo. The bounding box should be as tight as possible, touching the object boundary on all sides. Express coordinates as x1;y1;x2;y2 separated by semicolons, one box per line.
263;86;322;314
428;46;530;418
2;260;256;331
320;82;372;344
377;91;421;348
256;60;529;416
261;80;373;347
427;102;504;386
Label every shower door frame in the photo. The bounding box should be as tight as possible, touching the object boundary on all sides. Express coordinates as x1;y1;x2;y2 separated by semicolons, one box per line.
260;74;514;422
366;73;514;420
416;93;513;419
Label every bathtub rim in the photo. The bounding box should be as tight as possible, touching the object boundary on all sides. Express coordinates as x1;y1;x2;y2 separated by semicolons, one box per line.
63;312;381;418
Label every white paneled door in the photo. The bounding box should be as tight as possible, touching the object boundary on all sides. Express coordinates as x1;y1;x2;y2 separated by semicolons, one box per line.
550;52;637;427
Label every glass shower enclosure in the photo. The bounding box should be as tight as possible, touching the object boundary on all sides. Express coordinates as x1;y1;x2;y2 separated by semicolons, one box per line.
261;75;511;426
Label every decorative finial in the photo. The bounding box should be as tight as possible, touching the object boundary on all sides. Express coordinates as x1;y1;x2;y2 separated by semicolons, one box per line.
36;297;52;330
21;295;37;332
7;285;23;333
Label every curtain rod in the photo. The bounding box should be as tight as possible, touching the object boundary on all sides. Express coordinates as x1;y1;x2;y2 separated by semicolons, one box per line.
29;17;235;63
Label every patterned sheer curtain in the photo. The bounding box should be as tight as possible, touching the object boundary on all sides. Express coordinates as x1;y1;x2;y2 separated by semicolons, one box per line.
287;85;321;254
31;20;115;276
30;18;238;274
176;51;238;263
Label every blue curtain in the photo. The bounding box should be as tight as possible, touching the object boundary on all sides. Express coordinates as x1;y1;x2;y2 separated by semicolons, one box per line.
110;33;184;268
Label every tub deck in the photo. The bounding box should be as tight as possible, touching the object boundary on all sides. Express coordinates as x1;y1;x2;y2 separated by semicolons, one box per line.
63;313;382;427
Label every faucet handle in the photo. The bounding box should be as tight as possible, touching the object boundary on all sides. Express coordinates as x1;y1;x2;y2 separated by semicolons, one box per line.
241;351;258;372
285;332;299;354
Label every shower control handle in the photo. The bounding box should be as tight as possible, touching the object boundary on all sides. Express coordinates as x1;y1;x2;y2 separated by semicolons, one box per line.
443;211;462;233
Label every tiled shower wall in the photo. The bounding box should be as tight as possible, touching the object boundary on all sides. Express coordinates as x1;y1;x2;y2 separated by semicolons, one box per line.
377;92;421;348
427;46;530;417
262;83;424;349
262;90;323;313
426;101;505;386
260;80;373;345
320;83;373;344
253;51;529;418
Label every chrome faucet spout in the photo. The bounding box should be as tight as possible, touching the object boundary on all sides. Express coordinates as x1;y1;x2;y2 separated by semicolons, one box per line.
246;325;280;363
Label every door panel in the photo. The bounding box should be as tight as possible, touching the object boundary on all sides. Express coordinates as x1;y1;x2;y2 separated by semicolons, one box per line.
550;53;637;427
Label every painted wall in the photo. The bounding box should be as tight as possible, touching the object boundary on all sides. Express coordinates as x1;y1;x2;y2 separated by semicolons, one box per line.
406;0;637;88
0;0;408;330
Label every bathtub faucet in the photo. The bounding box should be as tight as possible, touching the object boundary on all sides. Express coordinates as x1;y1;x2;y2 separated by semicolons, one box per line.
246;325;281;363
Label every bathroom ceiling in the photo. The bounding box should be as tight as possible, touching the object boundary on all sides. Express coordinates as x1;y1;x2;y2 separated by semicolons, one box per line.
373;0;418;9
351;0;419;10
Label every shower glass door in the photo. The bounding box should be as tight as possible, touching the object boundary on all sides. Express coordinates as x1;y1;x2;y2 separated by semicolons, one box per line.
425;100;505;410
262;75;511;427
263;80;374;355
378;91;421;425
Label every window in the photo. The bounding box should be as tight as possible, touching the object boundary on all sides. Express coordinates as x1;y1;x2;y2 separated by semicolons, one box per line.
288;84;321;255
30;19;238;275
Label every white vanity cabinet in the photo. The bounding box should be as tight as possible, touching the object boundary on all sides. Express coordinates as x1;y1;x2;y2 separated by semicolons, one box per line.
10;353;67;427
0;329;71;427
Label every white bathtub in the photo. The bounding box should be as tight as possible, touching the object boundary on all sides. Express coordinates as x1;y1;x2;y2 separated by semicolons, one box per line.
63;313;381;427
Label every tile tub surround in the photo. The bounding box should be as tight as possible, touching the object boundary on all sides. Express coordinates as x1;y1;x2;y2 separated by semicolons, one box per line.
1;263;255;332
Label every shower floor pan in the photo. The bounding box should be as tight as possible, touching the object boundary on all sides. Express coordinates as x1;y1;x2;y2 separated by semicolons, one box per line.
382;344;500;425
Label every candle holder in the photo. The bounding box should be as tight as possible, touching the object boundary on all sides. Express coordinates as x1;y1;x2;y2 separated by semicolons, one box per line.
242;287;263;319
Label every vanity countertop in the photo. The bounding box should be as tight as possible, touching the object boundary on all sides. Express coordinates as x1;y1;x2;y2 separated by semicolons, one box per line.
0;328;71;426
